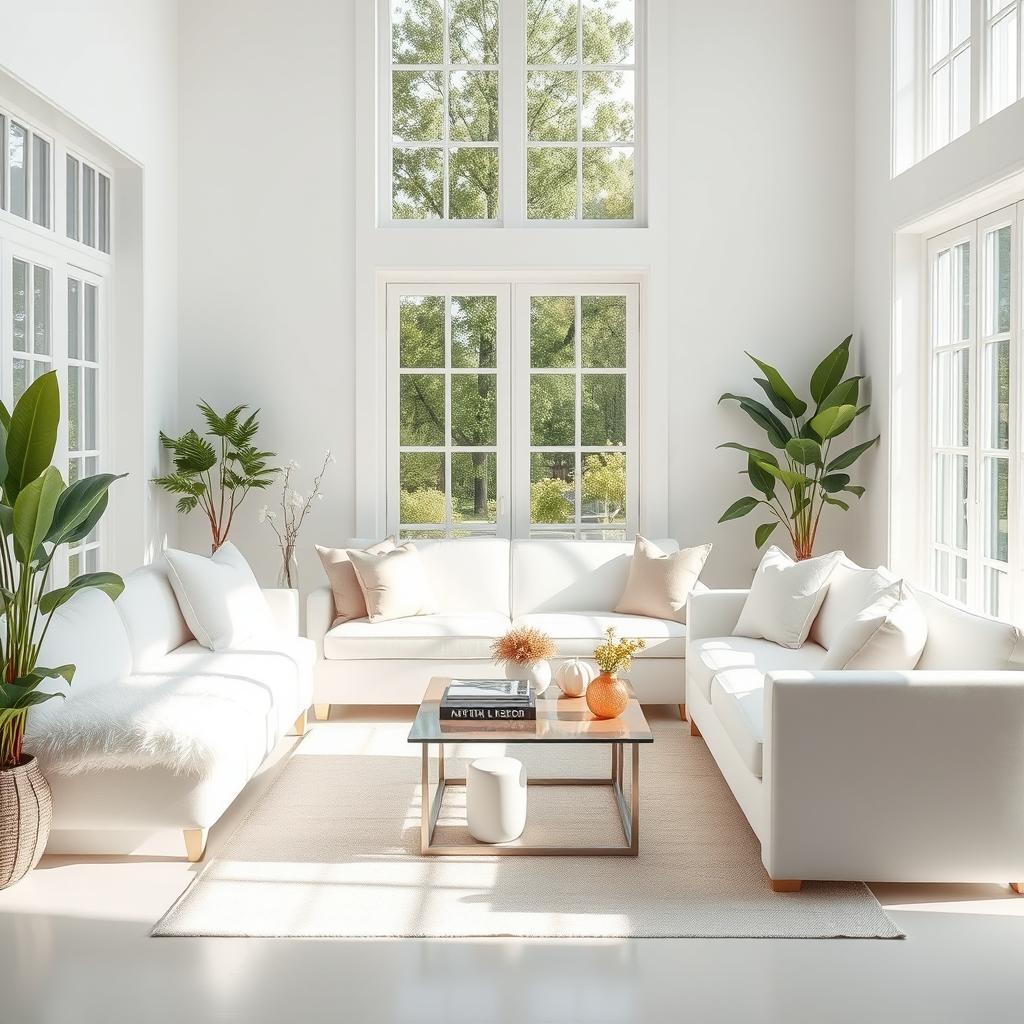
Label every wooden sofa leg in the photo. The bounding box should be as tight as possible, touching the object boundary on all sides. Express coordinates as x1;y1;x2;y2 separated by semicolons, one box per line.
689;718;701;737
678;703;687;721
1011;882;1024;894
313;703;331;722
291;711;308;737
184;828;208;863
771;878;802;893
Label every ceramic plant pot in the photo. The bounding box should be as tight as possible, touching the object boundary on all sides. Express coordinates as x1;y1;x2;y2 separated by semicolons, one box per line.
0;756;52;890
586;671;630;719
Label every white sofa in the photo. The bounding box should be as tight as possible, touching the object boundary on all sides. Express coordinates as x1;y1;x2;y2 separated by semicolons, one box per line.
307;538;699;716
25;561;314;862
686;559;1024;891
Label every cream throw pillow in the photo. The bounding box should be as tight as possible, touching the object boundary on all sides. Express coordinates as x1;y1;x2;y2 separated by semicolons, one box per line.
315;537;396;623
615;536;711;623
163;542;273;651
348;543;437;622
822;580;928;670
733;546;842;649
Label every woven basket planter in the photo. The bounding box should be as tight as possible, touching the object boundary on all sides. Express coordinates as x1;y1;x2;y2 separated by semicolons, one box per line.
0;756;52;889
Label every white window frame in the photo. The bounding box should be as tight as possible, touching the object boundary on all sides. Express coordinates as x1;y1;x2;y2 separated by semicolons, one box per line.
377;0;646;228
925;0;972;154
0;97;114;586
983;0;1023;118
1;108;54;230
924;202;1023;618
385;275;639;540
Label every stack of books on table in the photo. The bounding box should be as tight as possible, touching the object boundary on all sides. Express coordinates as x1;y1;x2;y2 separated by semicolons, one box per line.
439;679;536;726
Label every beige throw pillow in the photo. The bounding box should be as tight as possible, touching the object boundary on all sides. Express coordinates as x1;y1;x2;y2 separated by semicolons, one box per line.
348;543;437;622
615;536;712;623
315;537;396;623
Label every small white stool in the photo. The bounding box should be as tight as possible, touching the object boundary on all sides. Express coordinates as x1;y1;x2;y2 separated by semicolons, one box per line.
466;756;528;844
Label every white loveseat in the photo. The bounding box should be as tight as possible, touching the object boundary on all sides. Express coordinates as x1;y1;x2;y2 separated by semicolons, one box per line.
686;558;1024;891
25;561;314;862
307;538;699;715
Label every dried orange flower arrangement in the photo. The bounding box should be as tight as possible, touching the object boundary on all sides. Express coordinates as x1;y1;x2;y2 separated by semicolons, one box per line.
492;626;557;666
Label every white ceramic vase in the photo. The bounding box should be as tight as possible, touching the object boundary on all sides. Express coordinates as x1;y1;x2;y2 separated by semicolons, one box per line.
505;659;552;696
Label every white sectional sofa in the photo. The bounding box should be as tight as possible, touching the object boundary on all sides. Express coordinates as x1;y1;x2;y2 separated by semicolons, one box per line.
686;560;1024;891
307;538;698;716
25;561;314;862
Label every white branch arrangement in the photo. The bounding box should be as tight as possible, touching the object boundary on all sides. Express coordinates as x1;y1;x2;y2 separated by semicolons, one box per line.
260;450;334;588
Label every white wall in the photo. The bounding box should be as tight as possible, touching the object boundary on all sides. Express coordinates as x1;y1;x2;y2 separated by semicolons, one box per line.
854;0;1024;582
0;0;179;567
177;0;356;583
668;0;856;585
177;0;858;591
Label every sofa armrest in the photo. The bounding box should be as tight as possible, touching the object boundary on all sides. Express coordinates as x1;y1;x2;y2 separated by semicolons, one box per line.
686;589;748;641
762;669;1024;881
263;588;299;637
306;586;335;659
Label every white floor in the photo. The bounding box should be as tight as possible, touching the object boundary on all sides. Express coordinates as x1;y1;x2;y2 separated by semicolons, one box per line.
4;708;1024;1024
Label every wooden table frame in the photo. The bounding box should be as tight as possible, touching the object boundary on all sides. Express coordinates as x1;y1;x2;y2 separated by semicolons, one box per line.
419;740;641;857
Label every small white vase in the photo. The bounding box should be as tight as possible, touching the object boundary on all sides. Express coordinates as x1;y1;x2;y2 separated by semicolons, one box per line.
505;659;552;696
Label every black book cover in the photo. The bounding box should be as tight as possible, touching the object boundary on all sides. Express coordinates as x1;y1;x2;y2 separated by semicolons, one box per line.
439;705;537;721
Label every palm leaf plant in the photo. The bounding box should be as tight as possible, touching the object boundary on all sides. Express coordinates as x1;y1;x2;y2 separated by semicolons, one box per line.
154;401;278;552
0;371;125;770
717;335;879;560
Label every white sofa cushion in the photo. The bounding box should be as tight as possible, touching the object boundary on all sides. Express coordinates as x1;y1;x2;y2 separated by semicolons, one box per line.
117;562;193;670
29;635;314;777
614;536;711;623
822;581;928;670
511;539;679;617
733;546;841;649
36;588;133;694
349;543;438;622
164;542;273;651
515;611;686;658
709;669;765;777
688;635;828;702
809;557;896;650
915;589;1024;669
323;613;511;660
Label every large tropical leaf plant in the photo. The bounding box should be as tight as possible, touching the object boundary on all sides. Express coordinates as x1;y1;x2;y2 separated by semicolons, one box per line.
154;401;277;552
718;335;879;560
0;371;125;770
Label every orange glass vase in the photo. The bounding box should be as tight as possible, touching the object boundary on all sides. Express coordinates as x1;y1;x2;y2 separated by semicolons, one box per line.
586;671;629;719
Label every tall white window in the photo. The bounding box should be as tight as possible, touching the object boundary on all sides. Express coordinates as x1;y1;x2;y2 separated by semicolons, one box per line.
387;279;638;539
927;0;972;152
381;0;641;225
0;102;113;584
927;204;1020;618
986;0;1023;116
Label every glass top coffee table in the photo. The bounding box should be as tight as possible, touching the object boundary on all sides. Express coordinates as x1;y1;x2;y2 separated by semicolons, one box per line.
408;676;654;857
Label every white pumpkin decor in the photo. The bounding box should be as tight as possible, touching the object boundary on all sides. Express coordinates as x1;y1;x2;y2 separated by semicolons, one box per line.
554;657;595;697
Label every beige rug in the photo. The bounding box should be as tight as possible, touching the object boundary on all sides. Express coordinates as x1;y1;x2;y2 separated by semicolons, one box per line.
153;710;902;939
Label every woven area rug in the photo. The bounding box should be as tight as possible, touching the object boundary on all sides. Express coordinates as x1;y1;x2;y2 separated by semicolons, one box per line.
153;709;902;939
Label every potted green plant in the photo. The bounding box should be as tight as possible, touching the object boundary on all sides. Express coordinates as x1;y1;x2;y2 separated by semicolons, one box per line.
154;401;277;552
717;335;879;560
0;372;124;889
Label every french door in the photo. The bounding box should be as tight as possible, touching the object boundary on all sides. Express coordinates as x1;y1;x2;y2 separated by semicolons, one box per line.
386;279;639;540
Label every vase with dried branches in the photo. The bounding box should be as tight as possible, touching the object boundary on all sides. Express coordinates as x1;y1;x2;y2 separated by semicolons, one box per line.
260;451;333;589
492;626;557;695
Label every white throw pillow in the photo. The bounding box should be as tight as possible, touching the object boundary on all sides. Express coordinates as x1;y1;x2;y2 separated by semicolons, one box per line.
164;542;274;651
733;546;842;649
822;580;928;670
615;536;711;623
348;543;438;622
809;556;897;650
